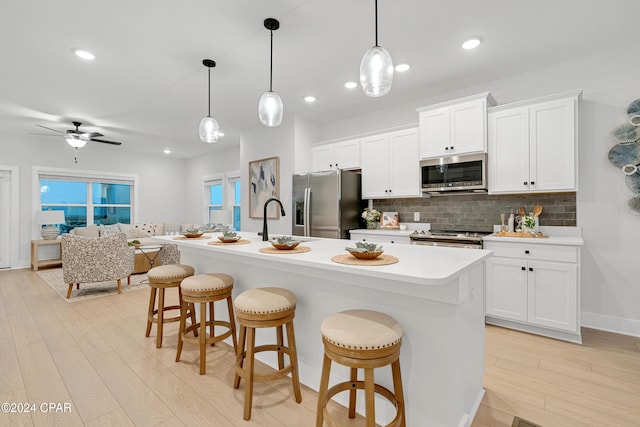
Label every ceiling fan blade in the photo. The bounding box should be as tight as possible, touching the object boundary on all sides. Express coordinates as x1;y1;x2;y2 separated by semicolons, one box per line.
90;138;122;146
83;132;103;138
35;124;64;134
30;132;62;136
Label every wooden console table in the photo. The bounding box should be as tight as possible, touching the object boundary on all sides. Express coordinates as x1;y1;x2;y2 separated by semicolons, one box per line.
31;239;62;271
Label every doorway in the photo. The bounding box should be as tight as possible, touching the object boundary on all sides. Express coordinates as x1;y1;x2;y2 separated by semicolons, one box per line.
0;170;11;268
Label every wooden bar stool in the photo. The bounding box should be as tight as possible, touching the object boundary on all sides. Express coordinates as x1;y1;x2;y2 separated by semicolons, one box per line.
316;309;406;427
176;273;238;374
233;287;302;420
145;264;195;348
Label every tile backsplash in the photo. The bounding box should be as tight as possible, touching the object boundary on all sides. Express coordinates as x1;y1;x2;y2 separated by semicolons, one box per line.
373;192;576;232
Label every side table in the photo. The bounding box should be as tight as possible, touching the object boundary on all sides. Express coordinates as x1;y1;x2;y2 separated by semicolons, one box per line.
31;239;62;271
133;245;163;275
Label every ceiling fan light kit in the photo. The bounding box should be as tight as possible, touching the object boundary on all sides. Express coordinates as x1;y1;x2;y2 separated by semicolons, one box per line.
199;59;220;143
258;17;283;127
360;0;394;97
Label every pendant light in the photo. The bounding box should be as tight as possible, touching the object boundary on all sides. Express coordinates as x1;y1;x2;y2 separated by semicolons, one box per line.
258;18;283;127
360;0;394;97
199;59;220;143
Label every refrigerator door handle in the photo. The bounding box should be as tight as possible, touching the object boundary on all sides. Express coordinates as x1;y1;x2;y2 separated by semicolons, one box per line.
304;187;311;237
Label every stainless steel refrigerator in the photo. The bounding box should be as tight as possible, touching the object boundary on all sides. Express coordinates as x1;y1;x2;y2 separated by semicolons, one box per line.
292;170;362;239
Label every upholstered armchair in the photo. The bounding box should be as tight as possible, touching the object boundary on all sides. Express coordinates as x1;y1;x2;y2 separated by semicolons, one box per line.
158;243;180;265
61;233;135;299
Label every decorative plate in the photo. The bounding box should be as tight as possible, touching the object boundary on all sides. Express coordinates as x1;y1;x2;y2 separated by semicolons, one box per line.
612;123;640;143
271;241;301;250
608;142;640;167
218;235;241;243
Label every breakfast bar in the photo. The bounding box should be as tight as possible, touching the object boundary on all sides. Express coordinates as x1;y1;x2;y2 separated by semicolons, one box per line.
154;233;491;427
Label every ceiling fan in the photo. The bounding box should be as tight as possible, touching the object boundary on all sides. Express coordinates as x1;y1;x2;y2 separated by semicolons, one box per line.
35;121;122;148
34;121;122;163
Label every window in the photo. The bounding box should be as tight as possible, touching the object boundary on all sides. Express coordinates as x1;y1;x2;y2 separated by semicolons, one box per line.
38;169;135;234
204;171;241;231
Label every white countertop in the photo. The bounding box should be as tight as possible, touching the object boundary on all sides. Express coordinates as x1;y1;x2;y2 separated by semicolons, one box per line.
484;225;584;246
349;229;416;237
154;231;491;287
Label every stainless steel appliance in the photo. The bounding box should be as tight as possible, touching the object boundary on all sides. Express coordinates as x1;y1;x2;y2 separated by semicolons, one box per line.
420;153;487;194
292;170;362;239
409;229;491;249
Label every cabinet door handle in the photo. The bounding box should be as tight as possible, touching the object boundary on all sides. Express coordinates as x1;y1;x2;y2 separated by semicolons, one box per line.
525;250;530;254
445;146;449;150
362;238;366;241
530;181;535;185
529;267;533;272
335;163;338;168
523;181;528;186
391;240;394;244
521;266;526;271
450;146;454;150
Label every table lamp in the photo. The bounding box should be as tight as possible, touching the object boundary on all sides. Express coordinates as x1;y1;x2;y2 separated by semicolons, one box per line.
36;210;66;240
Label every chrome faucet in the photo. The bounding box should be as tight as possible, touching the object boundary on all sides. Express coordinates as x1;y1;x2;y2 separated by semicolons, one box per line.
262;197;286;241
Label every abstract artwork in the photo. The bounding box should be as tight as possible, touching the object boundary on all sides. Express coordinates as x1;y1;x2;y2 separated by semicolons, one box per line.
249;156;280;218
608;98;640;214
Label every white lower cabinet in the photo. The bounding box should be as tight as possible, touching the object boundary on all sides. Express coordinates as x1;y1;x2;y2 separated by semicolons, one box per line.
484;240;581;343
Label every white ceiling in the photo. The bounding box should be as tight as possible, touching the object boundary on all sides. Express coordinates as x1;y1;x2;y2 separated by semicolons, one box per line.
1;0;636;159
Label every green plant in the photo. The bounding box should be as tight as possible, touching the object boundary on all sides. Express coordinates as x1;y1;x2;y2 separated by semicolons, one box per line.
523;216;536;229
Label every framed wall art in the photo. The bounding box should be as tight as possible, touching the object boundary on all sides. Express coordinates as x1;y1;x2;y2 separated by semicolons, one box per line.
249;156;280;219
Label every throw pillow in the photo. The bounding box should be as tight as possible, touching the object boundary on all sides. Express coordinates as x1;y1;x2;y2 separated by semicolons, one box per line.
99;224;121;237
72;224;100;237
132;223;161;236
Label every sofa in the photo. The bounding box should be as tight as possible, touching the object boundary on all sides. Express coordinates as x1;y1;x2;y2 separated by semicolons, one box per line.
68;223;201;273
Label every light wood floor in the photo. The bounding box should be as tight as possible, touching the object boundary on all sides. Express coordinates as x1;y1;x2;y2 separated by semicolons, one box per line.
1;268;639;426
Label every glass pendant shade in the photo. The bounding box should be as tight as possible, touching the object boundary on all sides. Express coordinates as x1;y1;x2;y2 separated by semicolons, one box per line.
65;135;87;148
258;91;283;127
360;45;394;97
199;116;220;143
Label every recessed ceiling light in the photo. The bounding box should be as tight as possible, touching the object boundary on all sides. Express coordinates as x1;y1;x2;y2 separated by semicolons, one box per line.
461;37;482;50
344;81;358;89
304;96;316;103
395;64;410;72
163;149;171;154
218;132;225;137
73;49;96;60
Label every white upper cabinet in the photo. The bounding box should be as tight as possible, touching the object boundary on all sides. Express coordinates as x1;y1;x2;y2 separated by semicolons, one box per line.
311;139;360;171
417;92;496;159
361;127;420;199
488;91;581;194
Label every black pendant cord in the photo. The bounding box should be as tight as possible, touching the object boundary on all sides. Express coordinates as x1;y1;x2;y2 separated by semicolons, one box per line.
269;29;274;92
207;67;211;117
374;0;379;47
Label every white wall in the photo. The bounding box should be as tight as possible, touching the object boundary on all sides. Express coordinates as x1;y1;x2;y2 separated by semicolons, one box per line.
321;45;640;335
0;135;188;267
184;145;241;224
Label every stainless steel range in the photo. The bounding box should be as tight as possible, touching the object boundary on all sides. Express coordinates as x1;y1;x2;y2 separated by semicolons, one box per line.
409;229;491;249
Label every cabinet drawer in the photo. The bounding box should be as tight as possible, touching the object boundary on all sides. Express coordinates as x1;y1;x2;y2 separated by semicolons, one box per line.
485;241;578;263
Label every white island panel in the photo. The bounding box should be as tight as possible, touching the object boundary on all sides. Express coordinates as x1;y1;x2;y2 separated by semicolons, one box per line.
154;233;490;427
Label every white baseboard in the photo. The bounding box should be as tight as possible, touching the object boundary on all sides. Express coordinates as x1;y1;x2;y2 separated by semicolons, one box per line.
581;311;640;338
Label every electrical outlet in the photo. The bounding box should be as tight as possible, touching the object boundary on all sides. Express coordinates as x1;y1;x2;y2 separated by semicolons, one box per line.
414;212;420;221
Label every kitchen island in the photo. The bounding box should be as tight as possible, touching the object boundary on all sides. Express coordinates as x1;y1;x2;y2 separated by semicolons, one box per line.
153;233;491;427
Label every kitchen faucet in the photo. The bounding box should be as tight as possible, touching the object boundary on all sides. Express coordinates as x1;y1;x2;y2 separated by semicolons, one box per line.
262;197;286;241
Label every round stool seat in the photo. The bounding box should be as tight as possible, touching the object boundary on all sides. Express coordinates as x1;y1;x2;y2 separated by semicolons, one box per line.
321;309;403;351
148;264;195;283
234;287;296;316
181;273;233;296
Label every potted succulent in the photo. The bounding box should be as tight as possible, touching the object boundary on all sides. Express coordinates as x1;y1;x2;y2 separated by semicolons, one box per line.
361;208;381;229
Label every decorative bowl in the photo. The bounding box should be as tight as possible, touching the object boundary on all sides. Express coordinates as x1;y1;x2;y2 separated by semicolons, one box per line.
346;249;384;260
218;235;241;243
183;232;204;238
345;242;384;259
270;236;302;250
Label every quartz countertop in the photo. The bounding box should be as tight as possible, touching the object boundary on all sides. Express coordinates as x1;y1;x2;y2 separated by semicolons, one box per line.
483;225;584;246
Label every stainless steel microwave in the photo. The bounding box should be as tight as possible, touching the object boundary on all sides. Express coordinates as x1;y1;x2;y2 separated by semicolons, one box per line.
420;153;487;194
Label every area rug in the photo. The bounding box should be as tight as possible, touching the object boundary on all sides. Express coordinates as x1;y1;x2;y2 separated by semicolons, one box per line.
513;416;543;427
37;268;149;303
